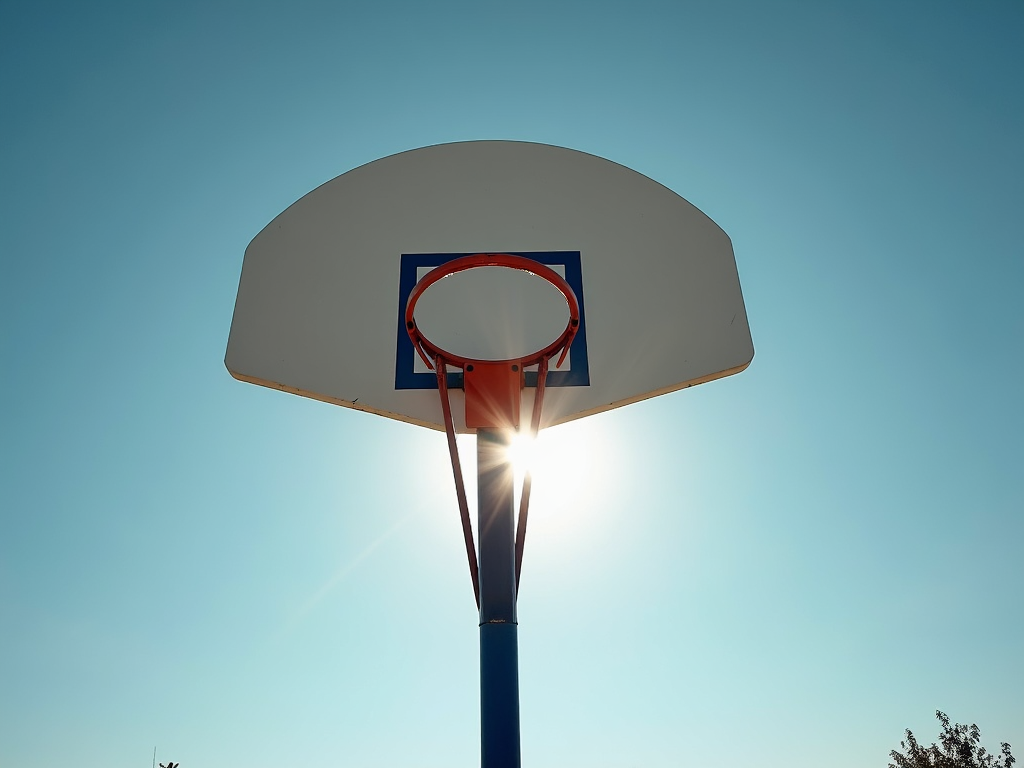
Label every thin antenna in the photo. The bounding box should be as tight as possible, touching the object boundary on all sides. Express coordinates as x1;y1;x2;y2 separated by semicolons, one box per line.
152;746;156;768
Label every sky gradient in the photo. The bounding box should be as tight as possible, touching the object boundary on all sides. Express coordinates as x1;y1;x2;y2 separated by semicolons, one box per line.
2;1;1022;766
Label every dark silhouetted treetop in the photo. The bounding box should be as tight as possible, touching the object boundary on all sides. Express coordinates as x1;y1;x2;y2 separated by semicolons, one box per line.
889;711;1015;768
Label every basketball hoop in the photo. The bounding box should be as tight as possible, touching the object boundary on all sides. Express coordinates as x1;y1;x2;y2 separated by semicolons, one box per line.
405;253;581;602
406;253;579;378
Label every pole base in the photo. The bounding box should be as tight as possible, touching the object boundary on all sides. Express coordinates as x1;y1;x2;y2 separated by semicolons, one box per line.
480;622;521;768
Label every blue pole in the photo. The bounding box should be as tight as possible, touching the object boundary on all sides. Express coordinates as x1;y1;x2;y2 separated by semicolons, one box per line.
476;428;521;768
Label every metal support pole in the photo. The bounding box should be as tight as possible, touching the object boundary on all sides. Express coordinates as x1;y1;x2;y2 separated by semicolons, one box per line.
477;427;521;768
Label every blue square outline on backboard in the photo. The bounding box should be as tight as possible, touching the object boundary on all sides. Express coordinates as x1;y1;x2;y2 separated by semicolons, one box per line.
395;251;590;390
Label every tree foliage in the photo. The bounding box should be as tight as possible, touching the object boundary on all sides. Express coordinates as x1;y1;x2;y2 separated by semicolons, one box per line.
890;711;1015;768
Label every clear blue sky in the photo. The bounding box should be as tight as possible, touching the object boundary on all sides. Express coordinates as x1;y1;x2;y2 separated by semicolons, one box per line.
2;2;1021;767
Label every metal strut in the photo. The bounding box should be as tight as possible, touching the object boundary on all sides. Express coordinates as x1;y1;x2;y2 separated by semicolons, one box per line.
435;356;480;608
514;356;548;593
434;354;555;605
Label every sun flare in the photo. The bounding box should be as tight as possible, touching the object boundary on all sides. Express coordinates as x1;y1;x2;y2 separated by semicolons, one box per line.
443;420;622;578
505;423;613;521
506;432;539;478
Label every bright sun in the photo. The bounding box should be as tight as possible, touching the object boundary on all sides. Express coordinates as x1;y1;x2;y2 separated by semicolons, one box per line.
447;420;617;559
506;432;539;477
504;422;612;521
452;420;615;518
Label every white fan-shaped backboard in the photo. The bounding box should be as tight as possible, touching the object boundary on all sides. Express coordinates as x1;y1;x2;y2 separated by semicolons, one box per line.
225;141;753;432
